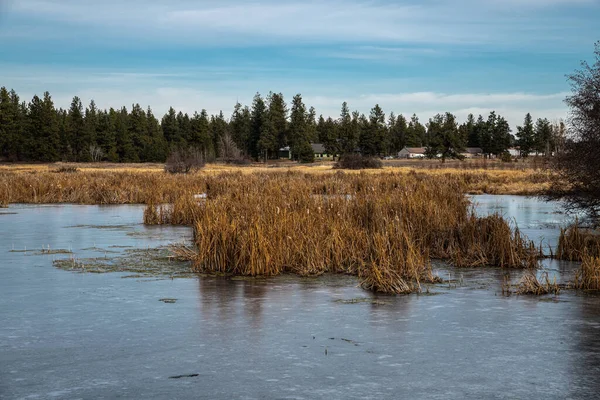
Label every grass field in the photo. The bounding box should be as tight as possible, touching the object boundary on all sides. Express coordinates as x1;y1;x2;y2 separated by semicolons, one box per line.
0;159;552;206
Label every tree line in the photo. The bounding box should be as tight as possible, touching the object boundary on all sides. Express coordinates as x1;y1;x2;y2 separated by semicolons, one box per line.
0;86;564;163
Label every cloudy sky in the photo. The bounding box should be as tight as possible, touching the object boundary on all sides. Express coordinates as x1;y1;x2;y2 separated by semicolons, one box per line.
1;0;599;126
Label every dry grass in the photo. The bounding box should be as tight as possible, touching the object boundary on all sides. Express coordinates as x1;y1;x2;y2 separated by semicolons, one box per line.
516;271;560;295
574;253;600;291
556;224;600;261
147;172;539;294
0;162;552;205
0;163;545;294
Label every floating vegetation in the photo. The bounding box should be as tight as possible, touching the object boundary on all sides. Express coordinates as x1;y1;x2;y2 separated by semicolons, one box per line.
81;247;119;253
67;224;133;230
516;271;560;295
9;248;72;255
148;172;540;295
53;247;193;278
334;297;387;305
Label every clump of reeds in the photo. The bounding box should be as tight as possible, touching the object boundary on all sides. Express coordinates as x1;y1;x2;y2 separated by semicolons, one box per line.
556;223;600;261
450;214;539;269
145;171;541;294
574;252;600;290
516;271;560;295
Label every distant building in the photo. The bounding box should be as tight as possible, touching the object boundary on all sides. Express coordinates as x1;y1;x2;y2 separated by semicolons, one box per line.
278;146;291;159
508;148;520;157
311;143;330;159
397;147;427;159
461;147;483;158
278;143;332;159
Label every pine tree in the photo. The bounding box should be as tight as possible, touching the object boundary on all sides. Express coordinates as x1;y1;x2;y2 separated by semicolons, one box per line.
230;103;251;154
360;104;386;156
211;111;228;159
190;110;212;157
66;96;86;161
460;114;478;147
317;115;339;158
534;118;552;156
145;107;168;162
288;94;313;162
116;107;136;162
426;112;465;162
484;112;511;156
406;114;426;147
389;113;407;154
306;106;318;143
177;112;191;146
258;92;287;159
250;93;267;160
161;107;179;145
26;95;44;160
84;100;99;160
1;89;26;161
128;103;147;162
97;108;119;162
338;102;358;154
41;92;60;161
516;113;535;157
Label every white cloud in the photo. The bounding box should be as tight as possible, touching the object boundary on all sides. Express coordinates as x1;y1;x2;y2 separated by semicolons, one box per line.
1;65;568;128
5;0;597;47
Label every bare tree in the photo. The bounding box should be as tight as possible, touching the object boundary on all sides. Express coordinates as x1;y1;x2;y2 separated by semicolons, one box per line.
164;147;205;174
219;132;248;164
549;42;600;222
89;144;105;162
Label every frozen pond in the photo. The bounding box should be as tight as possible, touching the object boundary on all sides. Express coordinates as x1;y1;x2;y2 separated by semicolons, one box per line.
1;199;600;399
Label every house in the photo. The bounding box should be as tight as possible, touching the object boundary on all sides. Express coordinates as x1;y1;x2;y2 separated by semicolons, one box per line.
278;146;291;159
461;147;483;158
279;143;332;159
397;147;427;159
311;143;331;159
508;148;520;157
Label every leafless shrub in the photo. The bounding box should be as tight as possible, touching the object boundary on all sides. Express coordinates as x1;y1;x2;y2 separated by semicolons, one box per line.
165;147;205;174
219;133;250;165
334;154;382;170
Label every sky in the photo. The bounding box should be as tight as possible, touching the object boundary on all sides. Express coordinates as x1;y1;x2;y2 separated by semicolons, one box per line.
0;0;599;127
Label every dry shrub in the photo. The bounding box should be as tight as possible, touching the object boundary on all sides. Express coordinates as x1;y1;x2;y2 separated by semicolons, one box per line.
165;147;205;174
574;253;600;290
53;166;78;173
335;154;383;170
145;172;539;294
556;223;600;261
516;271;560;295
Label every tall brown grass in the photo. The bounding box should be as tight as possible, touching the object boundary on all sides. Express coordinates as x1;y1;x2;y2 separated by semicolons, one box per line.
516;271;560;295
555;223;600;261
154;172;539;294
0;163;552;206
574;253;600;291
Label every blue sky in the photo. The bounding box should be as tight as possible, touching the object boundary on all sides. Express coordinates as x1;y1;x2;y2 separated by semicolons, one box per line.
1;0;599;127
